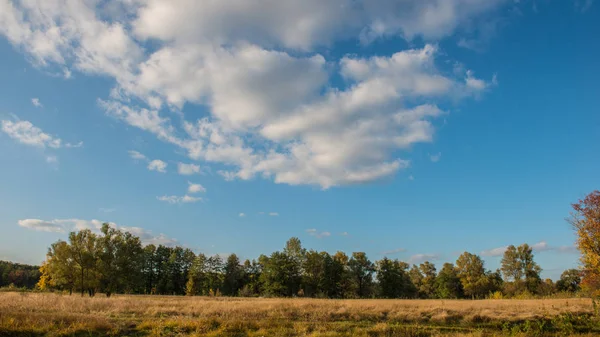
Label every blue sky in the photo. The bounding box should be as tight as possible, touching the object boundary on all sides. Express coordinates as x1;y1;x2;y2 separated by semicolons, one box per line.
1;0;598;280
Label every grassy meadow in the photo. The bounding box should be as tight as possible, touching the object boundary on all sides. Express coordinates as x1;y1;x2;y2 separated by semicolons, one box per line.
1;292;600;336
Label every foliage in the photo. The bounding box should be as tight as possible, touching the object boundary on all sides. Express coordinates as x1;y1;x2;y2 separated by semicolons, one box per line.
571;190;600;295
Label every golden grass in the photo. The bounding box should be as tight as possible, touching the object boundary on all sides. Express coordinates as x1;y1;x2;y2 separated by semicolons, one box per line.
0;292;597;336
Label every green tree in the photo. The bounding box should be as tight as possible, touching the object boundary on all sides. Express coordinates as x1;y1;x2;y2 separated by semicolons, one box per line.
501;244;542;295
377;258;414;298
69;229;98;297
435;263;463;299
556;269;582;293
348;252;375;298
223;253;244;296
419;261;437;298
303;250;326;297
456;252;490;299
40;241;76;294
142;244;157;294
97;224;120;297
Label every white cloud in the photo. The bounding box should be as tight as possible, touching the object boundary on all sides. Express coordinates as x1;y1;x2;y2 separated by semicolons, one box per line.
147;159;167;173
2;120;61;148
306;228;331;239
481;241;578;257
430;152;441;162
45;155;58;164
31;98;43;108
0;0;501;189
409;253;441;264
531;241;577;254
1;120;82;149
408;175;415;181
178;162;201;175
17;218;177;246
157;195;202;204
18;219;64;232
187;182;206;194
340;231;350;236
381;248;407;255
239;213;246;217
481;246;508;257
269;212;279;216
128;150;147;160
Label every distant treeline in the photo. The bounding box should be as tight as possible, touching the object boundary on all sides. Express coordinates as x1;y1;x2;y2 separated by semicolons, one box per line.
0;260;41;289
32;223;582;299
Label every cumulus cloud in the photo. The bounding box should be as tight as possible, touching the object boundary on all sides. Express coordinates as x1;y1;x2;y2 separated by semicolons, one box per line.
31;98;43;108
157;195;202;204
306;228;331;239
147;159;167;173
1;0;503;188
178;163;201;175
17;218;176;245
187;182;206;194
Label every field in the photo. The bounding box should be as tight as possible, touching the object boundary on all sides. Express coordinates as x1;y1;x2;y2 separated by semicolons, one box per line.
1;293;599;336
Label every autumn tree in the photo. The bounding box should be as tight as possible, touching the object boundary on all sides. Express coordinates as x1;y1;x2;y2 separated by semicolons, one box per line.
455;252;492;299
570;190;600;294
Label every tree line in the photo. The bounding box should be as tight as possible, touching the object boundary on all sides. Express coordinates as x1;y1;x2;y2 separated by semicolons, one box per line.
0;260;41;289
35;223;582;299
9;190;596;298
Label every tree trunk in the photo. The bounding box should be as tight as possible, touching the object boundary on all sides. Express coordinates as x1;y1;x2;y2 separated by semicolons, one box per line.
81;268;85;297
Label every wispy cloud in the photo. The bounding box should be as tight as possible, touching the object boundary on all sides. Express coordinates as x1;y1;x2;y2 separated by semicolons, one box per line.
481;246;509;257
269;212;279;216
1;120;81;149
306;228;331;239
239;213;246;217
31;98;43;108
409;253;441;264
481;241;578;257
18;218;177;246
128;150;147;160
381;248;407;256
340;232;350;236
429;152;441;163
157;195;202;204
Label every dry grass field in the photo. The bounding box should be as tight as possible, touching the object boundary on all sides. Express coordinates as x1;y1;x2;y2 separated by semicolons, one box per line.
1;292;599;336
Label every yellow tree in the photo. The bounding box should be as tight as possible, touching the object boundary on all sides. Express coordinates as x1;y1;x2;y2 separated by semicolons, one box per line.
570;190;600;294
